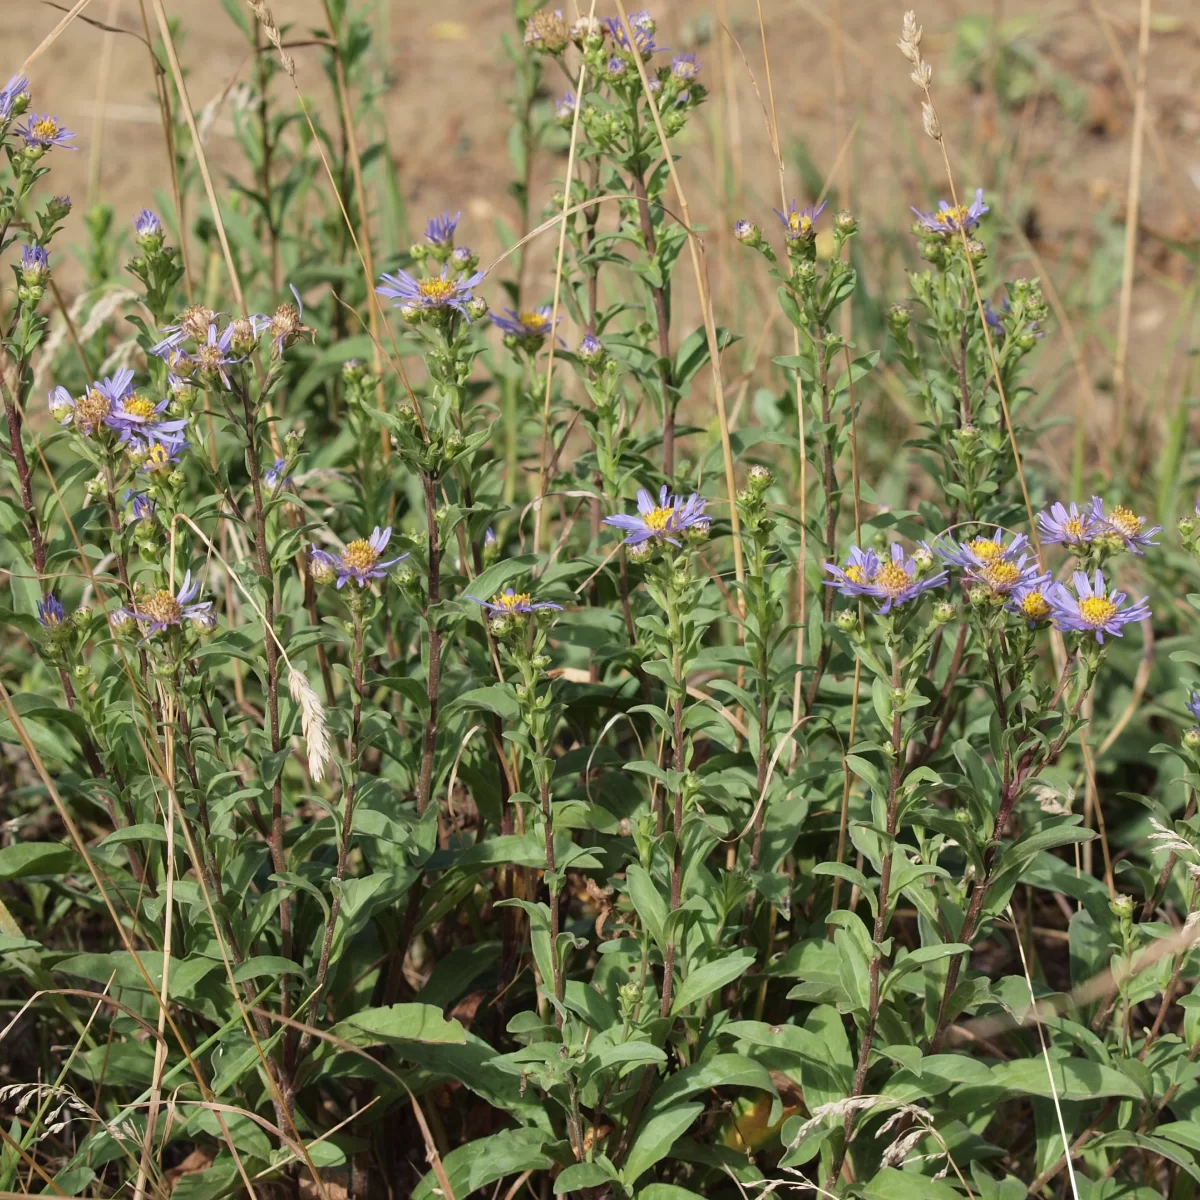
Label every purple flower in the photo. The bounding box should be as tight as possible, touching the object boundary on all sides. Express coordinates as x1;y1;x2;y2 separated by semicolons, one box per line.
1007;577;1054;627
51;369;136;436
425;211;460;246
604;11;659;58
117;570;213;638
492;306;558;342
20;245;49;283
128;492;156;523
135;209;162;239
606;56;628;79
37;594;65;629
1092;499;1162;556
150;304;219;356
937;528;1043;595
377;265;485;319
555;91;577;122
0;75;29;121
135;432;189;474
265;458;293;490
577;333;605;365
312;526;407;589
824;545;881;598
1187;692;1200;726
774;200;826;242
605;485;710;546
484;528;498;549
1036;499;1102;551
106;391;185;443
189;323;240;388
467;588;564;615
911;187;988;235
1048;569;1151;643
825;543;947;614
671;53;700;80
17;113;75;150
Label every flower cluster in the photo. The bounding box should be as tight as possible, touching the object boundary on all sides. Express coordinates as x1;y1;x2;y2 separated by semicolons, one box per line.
911;187;988;236
1037;497;1161;557
115;571;214;639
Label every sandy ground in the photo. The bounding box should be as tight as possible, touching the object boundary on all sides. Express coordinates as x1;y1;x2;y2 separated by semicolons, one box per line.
4;0;1200;451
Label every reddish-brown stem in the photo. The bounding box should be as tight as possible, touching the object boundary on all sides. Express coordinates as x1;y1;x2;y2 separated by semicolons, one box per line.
416;471;442;816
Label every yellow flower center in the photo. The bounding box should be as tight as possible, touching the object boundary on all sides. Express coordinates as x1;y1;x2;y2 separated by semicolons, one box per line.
873;562;913;597
968;538;1003;562
74;388;111;433
935;204;971;228
145;443;172;472
1079;596;1118;627
494;592;532;611
788;212;813;236
341;538;379;571
980;562;1022;592
1020;591;1050;620
844;564;868;585
140;589;181;626
643;505;675;533
418;278;457;304
519;311;550;333
123;395;158;420
1063;516;1086;542
32;117;61;140
1108;504;1142;537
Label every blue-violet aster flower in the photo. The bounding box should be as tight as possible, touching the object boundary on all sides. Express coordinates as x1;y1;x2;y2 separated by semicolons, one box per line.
825;542;947;614
17;113;75;150
605;11;659;58
775;200;826;242
824;545;882;598
377;265;485;319
1187;692;1200;726
136;433;189;474
311;526;407;589
492;306;558;342
37;594;65;629
264;458;293;490
0;75;29;120
151;304;219;356
555;91;577;122
1036;499;1102;550
671;53;700;80
468;588;564;615
1048;569;1150;643
605;485;710;546
118;571;213;638
425;211;460;246
20;245;49;283
1093;499;1162;556
135;209;162;239
937;528;1042;595
911;187;988;235
190;323;240;388
127;492;156;523
1007;576;1054;626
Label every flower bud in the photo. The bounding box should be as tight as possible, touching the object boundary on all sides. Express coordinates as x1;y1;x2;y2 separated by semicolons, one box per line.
833;609;858;633
228;315;260;356
135;208;164;251
932;599;956;625
47;195;72;222
451;246;479;272
628;541;654;564
1109;892;1134;921
912;545;933;572
887;303;910;333
965;238;987;264
466;296;489;321
1179;515;1196;540
747;463;773;491
524;9;570;54
109;610;137;636
191;609;218;634
310;556;337;587
733;219;762;248
968;583;991;609
73;605;92;628
577;333;606;366
834;209;857;235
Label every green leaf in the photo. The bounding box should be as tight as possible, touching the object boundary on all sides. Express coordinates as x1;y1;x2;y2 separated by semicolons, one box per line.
671;947;756;1015
625;863;667;950
327;1003;466;1047
861;1167;965;1200
0;842;77;881
622;1103;703;1186
986;1056;1143;1101
555;1161;618;1194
